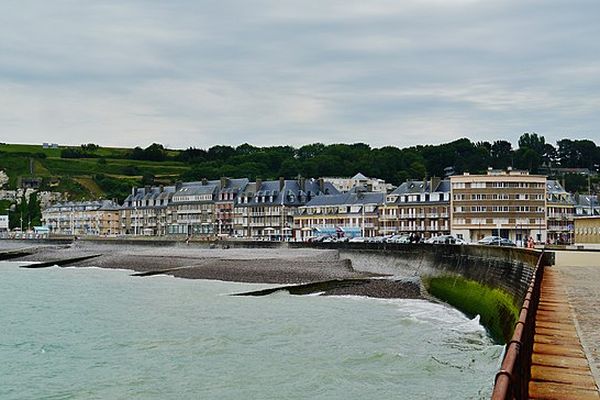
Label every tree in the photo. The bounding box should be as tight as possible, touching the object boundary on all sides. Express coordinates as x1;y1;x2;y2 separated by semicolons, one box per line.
516;132;546;173
490;140;513;169
81;143;99;152
27;192;42;227
518;132;546;155
142;143;167;162
141;173;155;186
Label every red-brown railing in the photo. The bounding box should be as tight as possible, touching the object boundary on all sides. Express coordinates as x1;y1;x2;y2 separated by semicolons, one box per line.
491;251;546;400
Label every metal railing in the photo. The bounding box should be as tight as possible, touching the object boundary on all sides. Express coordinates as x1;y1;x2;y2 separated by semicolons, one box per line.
491;251;546;400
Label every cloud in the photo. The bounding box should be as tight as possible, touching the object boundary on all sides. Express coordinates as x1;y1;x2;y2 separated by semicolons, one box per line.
0;0;599;149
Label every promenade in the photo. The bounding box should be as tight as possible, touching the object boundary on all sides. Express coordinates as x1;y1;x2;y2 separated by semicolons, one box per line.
529;251;600;399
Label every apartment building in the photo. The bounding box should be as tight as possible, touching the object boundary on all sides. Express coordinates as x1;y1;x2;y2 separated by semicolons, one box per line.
215;178;249;236
323;172;392;193
450;168;547;243
167;180;220;235
380;178;450;238
234;178;336;240
546;180;575;244
295;190;385;241
43;200;121;235
121;185;176;235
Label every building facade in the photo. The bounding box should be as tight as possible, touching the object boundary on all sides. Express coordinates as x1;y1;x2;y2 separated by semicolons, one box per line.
323;173;392;193
574;216;600;245
121;185;176;236
234;178;336;240
545;180;575;244
167;181;220;236
450;169;547;244
380;178;450;238
43;200;121;235
295;190;385;241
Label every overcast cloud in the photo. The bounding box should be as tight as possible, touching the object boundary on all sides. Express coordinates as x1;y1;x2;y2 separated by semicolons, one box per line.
1;0;599;149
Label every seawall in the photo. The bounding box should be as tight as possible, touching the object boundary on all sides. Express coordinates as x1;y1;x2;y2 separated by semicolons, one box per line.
290;242;553;342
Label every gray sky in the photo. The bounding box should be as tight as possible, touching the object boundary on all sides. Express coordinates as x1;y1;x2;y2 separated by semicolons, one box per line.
1;0;599;149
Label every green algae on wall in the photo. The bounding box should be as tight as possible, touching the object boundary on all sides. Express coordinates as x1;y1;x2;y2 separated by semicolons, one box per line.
424;276;520;344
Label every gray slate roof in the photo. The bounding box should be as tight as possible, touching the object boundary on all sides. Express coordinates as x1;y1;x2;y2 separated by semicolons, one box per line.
391;179;450;195
238;178;338;207
304;191;385;207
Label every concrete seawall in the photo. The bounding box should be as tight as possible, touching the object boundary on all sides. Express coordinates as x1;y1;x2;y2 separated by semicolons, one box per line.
290;242;553;342
290;242;550;307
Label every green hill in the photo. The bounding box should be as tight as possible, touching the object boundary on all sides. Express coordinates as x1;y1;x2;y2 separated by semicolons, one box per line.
1;135;598;203
0;143;189;202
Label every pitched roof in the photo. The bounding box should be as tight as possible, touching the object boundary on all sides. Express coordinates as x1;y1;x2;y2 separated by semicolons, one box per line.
304;191;385;207
351;172;369;180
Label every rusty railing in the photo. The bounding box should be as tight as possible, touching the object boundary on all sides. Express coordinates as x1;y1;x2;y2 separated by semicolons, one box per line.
491;251;546;400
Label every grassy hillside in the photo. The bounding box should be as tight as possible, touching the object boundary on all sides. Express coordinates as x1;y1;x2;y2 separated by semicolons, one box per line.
0;143;189;202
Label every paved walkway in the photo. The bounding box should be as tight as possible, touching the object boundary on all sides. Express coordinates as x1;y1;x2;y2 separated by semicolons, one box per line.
529;251;600;399
555;252;600;387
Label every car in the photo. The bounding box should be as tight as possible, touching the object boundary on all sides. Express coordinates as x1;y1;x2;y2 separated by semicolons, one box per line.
427;235;467;245
498;238;516;247
477;236;515;246
477;236;503;245
394;235;412;244
349;236;366;243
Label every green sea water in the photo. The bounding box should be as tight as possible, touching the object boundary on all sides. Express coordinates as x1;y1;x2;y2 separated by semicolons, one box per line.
0;262;502;399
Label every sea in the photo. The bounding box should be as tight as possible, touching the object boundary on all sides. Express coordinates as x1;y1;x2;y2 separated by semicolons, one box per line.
0;261;503;399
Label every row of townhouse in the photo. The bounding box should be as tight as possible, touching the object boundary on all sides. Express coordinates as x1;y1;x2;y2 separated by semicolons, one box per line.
42;170;597;243
119;177;338;240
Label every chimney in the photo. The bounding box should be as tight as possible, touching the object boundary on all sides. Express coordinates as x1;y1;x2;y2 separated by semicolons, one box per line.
176;181;183;191
318;178;324;193
220;177;228;188
299;177;306;191
202;178;208;186
279;176;285;191
430;176;441;192
159;185;164;193
256;178;262;190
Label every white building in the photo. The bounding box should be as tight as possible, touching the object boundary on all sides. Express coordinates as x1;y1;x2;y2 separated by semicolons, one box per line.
323;173;393;193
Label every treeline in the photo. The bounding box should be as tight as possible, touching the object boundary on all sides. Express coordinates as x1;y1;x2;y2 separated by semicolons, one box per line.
179;134;600;186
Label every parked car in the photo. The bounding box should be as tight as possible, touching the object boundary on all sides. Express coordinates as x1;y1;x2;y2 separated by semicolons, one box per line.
349;236;366;243
498;238;516;247
477;236;516;246
477;236;503;245
393;235;412;244
426;235;467;245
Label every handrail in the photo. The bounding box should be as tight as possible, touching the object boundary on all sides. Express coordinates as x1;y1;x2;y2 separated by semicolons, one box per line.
490;250;545;400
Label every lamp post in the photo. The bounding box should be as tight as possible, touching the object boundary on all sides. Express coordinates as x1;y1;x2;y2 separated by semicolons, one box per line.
361;205;365;238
